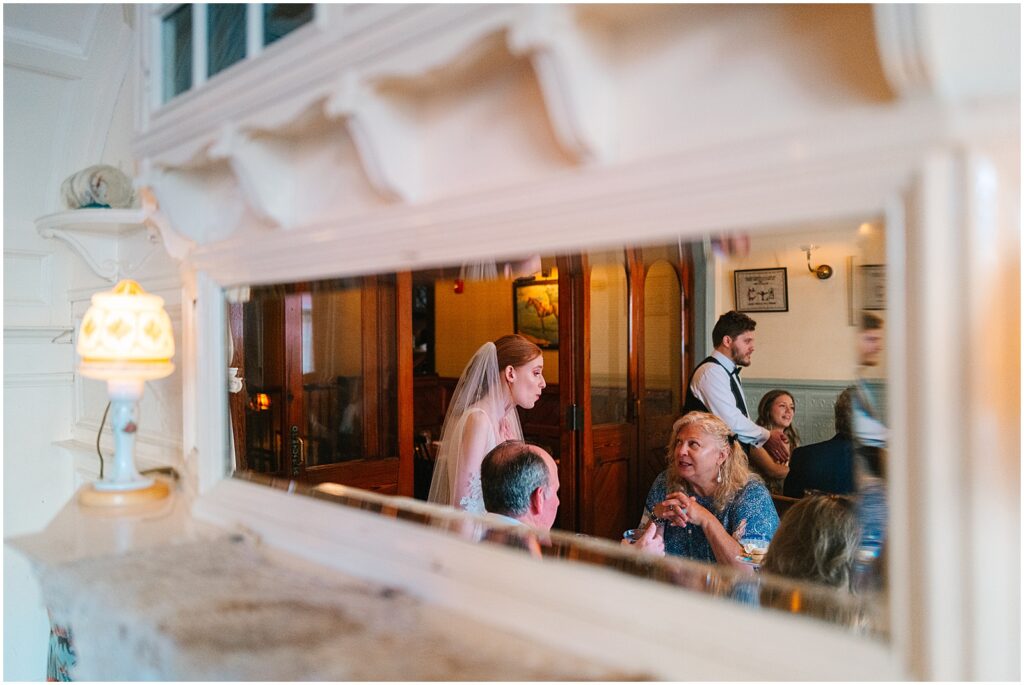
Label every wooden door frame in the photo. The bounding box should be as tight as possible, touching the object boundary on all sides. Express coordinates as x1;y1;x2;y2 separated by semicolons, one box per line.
556;254;582;532
283;291;306;477
227;301;247;471
625;247;643;525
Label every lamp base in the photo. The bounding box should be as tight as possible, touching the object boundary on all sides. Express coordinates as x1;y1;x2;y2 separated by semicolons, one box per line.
78;479;170;507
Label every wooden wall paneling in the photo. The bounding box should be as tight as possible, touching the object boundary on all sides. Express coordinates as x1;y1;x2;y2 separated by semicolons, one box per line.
304;457;399;494
592;459;630;541
519;383;561;459
396;271;414;496
590;424;632;539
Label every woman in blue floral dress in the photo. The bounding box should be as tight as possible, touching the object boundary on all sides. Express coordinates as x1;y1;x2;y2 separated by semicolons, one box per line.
633;412;779;569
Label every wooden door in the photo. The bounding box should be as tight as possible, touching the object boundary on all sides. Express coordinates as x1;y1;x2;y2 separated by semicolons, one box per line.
569;244;696;538
574;248;640;539
235;276;413;495
635;243;695;522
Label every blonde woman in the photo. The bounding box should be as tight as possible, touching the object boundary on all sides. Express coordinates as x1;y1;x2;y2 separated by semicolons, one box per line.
762;494;860;590
634;412;779;568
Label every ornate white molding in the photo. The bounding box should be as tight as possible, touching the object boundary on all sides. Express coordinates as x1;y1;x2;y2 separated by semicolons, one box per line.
507;4;611;163
873;5;1021;103
325;73;419;203
872;4;932;99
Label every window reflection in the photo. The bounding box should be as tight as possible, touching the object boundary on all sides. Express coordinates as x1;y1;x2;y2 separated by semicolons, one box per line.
263;3;313;46
207;3;246;78
162;4;192;102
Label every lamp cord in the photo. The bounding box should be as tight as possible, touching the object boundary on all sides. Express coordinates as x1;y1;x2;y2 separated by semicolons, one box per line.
92;399;179;483
96;401;111;479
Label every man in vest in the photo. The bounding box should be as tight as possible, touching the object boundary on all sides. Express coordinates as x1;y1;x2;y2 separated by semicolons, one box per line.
683;310;789;464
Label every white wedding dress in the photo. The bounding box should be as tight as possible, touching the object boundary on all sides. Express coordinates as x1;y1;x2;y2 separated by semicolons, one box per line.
427;342;523;513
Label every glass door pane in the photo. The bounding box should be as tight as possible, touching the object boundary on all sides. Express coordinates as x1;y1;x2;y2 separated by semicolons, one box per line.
641;256;682;493
588;250;629;425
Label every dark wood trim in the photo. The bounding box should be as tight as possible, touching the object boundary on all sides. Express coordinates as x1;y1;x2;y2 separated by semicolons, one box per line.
577;252;595;534
626;247;644;524
680;241;697;388
557;254;583;532
303;457;400;495
283;293;305;477
361;275;381;457
227;301;247;472
396;271;415;496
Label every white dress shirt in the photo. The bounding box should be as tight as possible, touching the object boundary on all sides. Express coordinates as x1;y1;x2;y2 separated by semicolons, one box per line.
852;378;888;448
689;350;770;447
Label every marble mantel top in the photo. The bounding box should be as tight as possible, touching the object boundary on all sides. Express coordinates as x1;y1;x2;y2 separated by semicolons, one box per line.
6;487;641;681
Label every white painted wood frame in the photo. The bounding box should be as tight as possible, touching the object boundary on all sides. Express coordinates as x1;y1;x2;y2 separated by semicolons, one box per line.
177;102;1017;680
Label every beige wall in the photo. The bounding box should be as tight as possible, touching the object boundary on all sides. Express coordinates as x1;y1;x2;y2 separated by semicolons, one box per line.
435;278;559;383
713;220;887;381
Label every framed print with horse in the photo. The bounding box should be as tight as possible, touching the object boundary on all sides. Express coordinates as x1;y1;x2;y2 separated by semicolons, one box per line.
513;278;559;349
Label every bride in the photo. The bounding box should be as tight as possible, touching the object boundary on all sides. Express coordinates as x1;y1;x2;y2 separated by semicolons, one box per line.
428;334;546;513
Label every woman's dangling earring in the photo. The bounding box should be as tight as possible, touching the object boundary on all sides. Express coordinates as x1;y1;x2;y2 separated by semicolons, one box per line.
717;464;724;484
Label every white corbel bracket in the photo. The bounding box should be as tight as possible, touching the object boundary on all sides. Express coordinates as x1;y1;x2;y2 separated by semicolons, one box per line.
873;4;1021;102
325;72;419;203
35;207;162;283
507;5;612;164
137;156;256;246
208;123;293;228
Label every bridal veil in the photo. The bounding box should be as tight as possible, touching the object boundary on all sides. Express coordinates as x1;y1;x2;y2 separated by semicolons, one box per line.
427;341;524;508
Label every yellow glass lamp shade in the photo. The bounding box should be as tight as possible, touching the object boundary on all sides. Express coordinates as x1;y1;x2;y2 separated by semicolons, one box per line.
75;279;175;505
77;279;175;381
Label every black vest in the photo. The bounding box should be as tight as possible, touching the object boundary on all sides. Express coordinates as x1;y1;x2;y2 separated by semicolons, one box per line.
683;356;752;453
683;356;748;417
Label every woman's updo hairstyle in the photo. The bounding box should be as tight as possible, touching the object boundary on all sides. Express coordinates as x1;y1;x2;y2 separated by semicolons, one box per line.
495;334;542;372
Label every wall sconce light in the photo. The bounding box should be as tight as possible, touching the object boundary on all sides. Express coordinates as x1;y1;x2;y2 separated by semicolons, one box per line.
76;279;175;506
801;244;833;280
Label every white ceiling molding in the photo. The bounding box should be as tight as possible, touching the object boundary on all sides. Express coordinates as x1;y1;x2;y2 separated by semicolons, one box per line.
507;4;611;163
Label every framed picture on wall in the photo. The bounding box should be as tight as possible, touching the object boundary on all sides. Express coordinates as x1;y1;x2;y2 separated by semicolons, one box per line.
858;264;886;310
734;268;788;312
847;258;887;324
513;279;559;349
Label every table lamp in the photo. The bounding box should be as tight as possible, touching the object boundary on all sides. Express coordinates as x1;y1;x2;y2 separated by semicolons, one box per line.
76;279;175;506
